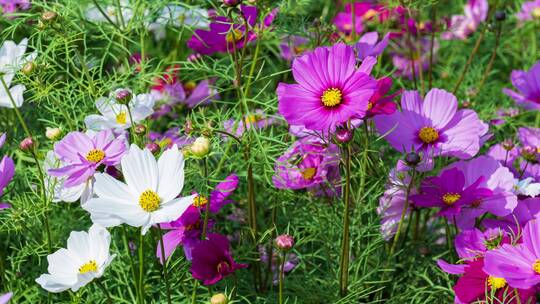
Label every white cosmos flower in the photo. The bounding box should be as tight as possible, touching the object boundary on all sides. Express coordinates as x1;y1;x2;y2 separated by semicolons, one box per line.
148;5;208;40
85;0;134;27
84;89;155;131
44;151;94;205
0;38;37;108
513;177;540;197
83;144;195;234
35;224;115;293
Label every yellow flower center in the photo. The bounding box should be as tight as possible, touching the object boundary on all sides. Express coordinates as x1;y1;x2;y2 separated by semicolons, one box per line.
139;190;161;212
533;259;540;273
184;81;197;91
244;114;263;125
116;112;127;125
363;9;378;20
226;29;243;43
367;101;373;111
79;260;98;274
487;276;506;290
533;7;540;18
418;127;439;144
442;193;461;205
192;195;208;207
321;88;343;107
86;149;106;163
301;167;316;180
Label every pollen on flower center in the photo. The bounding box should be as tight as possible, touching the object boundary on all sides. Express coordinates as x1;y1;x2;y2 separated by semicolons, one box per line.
487;276;506;290
139;190;161;212
244;114;262;125
533;259;540;273
192;195;208;207
367;101;373;111
226;29;243;43
116;112;127;125
79;260;98;274
418;127;439;144
442;193;461;205
86;149;106;163
321;88;343;107
301;167;317;180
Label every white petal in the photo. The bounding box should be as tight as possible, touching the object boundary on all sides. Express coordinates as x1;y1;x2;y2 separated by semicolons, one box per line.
84;197;150;228
157;145;185;202
36;273;77;293
94;173;136;204
122;144;158;193
150;194;196;227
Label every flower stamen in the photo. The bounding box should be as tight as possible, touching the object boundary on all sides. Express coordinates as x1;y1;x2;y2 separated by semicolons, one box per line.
192;195;208;207
139;190;160;212
533;259;540;274
79;260;98;274
321;88;343;107
86;149;106;163
116;112;127;125
487;276;506;290
418;127;439;144
442;193;461;205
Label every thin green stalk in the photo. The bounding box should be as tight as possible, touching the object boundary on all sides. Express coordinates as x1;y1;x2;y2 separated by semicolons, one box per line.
278;253;286;304
95;279;113;304
191;280;199;304
201;158;211;239
338;144;352;297
138;228;145;304
427;4;437;89
121;226;139;300
389;169;416;256
157;224;172;304
350;0;356;42
90;0;122;30
452;28;486;94
477;22;503;93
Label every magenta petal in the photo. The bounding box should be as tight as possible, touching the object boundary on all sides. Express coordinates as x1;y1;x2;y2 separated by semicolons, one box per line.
437;259;467;275
156;230;184;264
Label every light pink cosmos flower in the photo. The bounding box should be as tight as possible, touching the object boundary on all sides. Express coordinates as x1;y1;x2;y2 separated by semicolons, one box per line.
442;0;488;40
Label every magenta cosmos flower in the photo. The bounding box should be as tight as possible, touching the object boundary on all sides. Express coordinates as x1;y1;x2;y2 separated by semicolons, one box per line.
277;43;377;132
187;6;277;55
503;60;540;110
484;219;540;289
516;0;540;22
354;32;390;61
48;130;126;187
447;156;517;229
365;77;398;118
190;233;247;285
410;167;492;217
442;0;488;40
280;35;309;61
374;88;488;159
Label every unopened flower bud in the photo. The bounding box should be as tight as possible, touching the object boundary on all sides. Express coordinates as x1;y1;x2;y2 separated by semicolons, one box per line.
41;11;58;23
275;234;295;252
20;137;35;151
146;142;160;155
520;146;537;162
189;136;211;157
45;127;61;140
223;0;242;7
495;10;506;21
461;101;471;108
184;119;193;135
115;89;132;105
21;62;36;75
335;128;354;143
210;293;228;304
501;139;514;151
134;124;146;135
404;152;421;166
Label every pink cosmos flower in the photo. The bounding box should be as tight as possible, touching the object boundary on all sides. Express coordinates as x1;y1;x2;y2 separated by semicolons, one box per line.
410;167;492;217
0;133;14;211
442;0;488;40
48;130;126;187
447;156;518;229
354;32;390;61
0;292;12;304
277;43;377;132
279;35;309;61
502;60;540;110
391;37;439;79
483;198;540;234
222;109;278;138
374;88;488;159
148;128;194;150
365;77;398;118
516;0;540;22
0;0;30;15
484;219;540;289
455;228;508;260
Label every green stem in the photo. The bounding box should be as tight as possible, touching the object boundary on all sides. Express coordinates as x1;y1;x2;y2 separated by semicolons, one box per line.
201;158;210;239
157;224;172;304
452;28;486;94
95;279;113;304
190;280;199;304
338;144;352;297
278;253;286;304
389;169;416;256
350;0;356;42
121;226;138;301
138;228;145;303
477;22;502;93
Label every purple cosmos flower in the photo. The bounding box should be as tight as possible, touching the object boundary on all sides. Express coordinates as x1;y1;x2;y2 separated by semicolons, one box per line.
354;32;390;60
148;128;195;150
442;0;488;40
446;156;517;229
280;35;309;61
391;37;438;79
152;79;219;112
277;43;377;132
48;130;126;187
516;0;540;22
190;233;247;285
0;155;14;211
490;107;519;126
0;0;30;15
187;6;277;55
503;61;540;110
0;292;12;304
273;136;340;196
374;88;488;159
156;174;239;263
484;219;540;289
223;109;278;138
455;228;507;260
483;198;540;233
410;167;492;217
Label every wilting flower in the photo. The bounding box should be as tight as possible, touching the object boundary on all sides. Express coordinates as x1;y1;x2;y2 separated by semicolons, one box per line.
280;35;309;61
223;109;278;137
277;43;377;132
0;0;30;16
374;88;488;159
85;0;134;27
187;6;277;55
442;0;488;40
273;136;340;195
156;174;239;263
354;32;390;60
502;60;540;110
0;38;37;108
391;37;438;79
410;167;492;217
484;219;540;289
439;258;535;304
446;156;517;229
516;0;540;22
84;144;196;234
148;5;208;40
48;130;126;188
190;233;247;285
84;89;155;131
35;224;115;293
